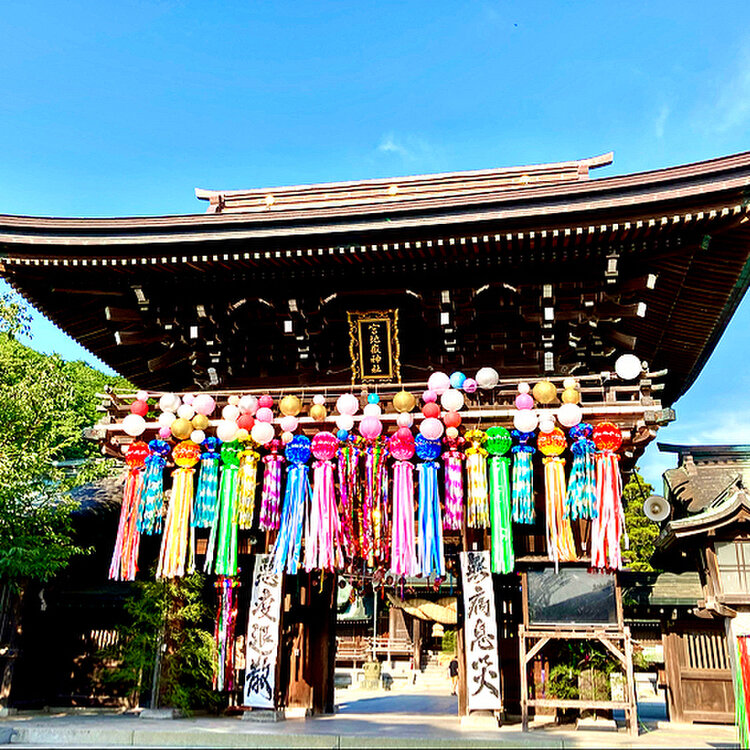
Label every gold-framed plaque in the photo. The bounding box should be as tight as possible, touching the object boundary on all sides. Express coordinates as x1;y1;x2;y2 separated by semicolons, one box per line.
348;310;400;383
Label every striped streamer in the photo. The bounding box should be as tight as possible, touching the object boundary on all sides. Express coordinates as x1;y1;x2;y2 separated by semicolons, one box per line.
157;465;196;579
489;455;514;574
736;635;750;749
271;462;310;575
137;440;170;536
259;451;283;531
565;424;597;521
511;431;535;524
391;460;418;577
237;447;260;530
590;450;624;570
417;461;445;578
305;459;344;572
442;449;464;531
543;456;577;564
192;438;220;529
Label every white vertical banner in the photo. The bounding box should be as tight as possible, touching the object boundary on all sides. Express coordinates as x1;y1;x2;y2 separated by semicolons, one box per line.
243;554;284;708
460;550;502;710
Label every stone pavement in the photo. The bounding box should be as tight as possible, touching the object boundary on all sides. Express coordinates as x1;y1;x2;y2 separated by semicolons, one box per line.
0;690;739;748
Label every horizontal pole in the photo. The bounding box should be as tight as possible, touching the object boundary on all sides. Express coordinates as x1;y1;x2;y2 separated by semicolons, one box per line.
526;699;630;709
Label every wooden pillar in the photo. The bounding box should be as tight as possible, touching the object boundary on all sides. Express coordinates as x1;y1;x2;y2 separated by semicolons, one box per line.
457;604;468;717
519;627;528;732
623;627;639;737
412;618;422;671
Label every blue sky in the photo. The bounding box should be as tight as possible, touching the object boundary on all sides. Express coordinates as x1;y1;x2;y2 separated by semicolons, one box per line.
1;0;749;488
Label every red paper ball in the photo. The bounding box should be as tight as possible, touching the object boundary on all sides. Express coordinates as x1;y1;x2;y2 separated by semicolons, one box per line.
422;402;440;419
443;411;462;428
130;399;149;417
389;427;415;460
125;441;149;468
593;422;622;452
537;427;567;457
237;414;255;431
259;394;273;408
311;431;339;461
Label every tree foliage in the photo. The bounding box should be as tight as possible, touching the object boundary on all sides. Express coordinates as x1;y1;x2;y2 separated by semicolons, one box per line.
621;471;660;572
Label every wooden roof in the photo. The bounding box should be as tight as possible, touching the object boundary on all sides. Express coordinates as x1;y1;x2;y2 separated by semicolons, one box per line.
1;151;750;399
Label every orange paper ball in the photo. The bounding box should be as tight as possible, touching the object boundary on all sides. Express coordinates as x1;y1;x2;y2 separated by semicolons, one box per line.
537;427;567;456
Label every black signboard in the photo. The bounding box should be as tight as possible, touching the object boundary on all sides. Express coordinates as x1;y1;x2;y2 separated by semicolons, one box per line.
348;310;400;383
527;568;617;625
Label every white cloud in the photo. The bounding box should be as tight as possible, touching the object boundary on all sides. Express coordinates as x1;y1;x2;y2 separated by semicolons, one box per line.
710;42;750;133
376;132;439;164
654;104;669;139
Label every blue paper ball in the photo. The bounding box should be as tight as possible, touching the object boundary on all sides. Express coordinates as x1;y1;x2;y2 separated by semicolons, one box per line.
285;434;312;464
415;434;442;461
337;429;349;441
202;436;220;454
148;439;171;457
449;371;466;389
367;393;380;404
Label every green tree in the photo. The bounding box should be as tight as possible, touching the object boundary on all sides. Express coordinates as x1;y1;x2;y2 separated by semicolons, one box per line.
621;471;660;572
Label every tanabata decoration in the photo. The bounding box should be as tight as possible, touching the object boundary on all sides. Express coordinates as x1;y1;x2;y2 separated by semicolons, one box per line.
735;635;750;750
305;432;344;572
511;431;535;524
205;441;242;577
138;440;171;536
213;576;238;692
259;443;283;531
192;438;220;529
390;428;418;577
590;422;625;570
237;444;260;530
464;430;489;528
539;428;577;564
157;440;200;579
337;438;360;559
415;435;444;578
272;435;312;574
363;437;389;567
109;441;149;581
486;427;513;574
565;423;597;523
442;435;464;531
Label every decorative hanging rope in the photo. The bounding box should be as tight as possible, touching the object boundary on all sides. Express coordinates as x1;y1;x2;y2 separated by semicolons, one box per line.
192;437;221;529
205;441;242;577
565;423;597;522
591;422;626;571
137;439;170;536
539;428;577;564
157;441;200;579
213;576;238;692
442;442;464;531
337;439;360;559
415;435;444;578
259;446;283;531
486;427;514;574
237;446;260;530
109;441;149;582
271;435;311;575
465;430;489;529
512;431;535;524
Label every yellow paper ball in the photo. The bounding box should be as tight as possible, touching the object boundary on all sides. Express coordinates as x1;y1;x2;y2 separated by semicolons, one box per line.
393;390;416;413
561;387;580;404
236;428;249;441
532;380;557;404
309;404;327;421
279;395;302;417
191;414;209;430
171;417;192;440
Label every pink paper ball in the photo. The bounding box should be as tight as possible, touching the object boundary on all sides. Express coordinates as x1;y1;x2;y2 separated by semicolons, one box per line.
311;431;339;461
183;393;195;405
259;394;273;408
419;417;444;441
422;390;438;403
255;407;274;423
389;427;415;460
280;415;298;432
462;378;478;393
158;425;172;439
193;394;216;416
515;393;534;410
427;372;451;395
359;416;383;440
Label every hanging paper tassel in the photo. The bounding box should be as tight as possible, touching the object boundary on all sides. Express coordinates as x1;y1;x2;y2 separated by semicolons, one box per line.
735;635;750;750
389;428;418;577
337;438;360;559
271;435;311;575
590;422;625;570
539;428;577;564
137;439;170;536
259;444;283;531
415;435;444;578
109;441;149;581
205;441;242;577
237;445;260;530
512;431;536;524
213;576;238;692
486;427;514;574
305;432;344;572
465;430;489;528
442;436;464;531
565;423;597;522
192;438;221;529
157;441;200;579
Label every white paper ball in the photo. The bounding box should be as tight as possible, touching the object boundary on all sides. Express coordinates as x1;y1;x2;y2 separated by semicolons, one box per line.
281;431;294;444
335;414;355;432
446;426;459;439
222;404;240;422
239;395;258;414
190;429;206;444
396;412;414;428
216;420;239;442
440;388;464;412
158;411;176;428
177;403;195;420
228;395;240;406
513;410;539;433
136;390;149;402
539;419;556;434
427;372;451;395
122;413;146;437
251;421;275;445
336;393;359;416
159;393;181;413
558;403;583;428
363;403;382;417
193;394;216;416
313;394;326;406
518;381;531;394
615;353;643;381
562;377;577;390
476;367;500;390
280;415;298;432
419;417;445;440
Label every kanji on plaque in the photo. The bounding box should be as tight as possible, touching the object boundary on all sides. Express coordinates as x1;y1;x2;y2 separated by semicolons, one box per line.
243;554;283;708
460;550;502;710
